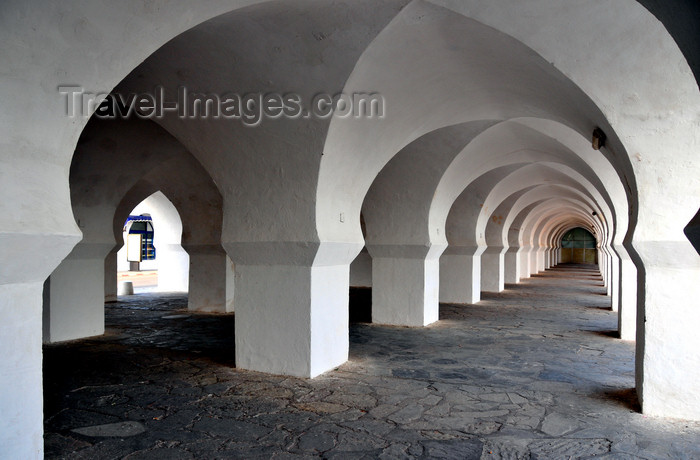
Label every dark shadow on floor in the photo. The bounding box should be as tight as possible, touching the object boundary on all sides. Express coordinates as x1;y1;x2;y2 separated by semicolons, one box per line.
587;329;621;339
599;387;642;413
44;294;237;373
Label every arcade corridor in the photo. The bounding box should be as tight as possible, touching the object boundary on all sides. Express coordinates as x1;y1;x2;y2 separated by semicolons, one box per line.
43;265;700;459
3;2;700;456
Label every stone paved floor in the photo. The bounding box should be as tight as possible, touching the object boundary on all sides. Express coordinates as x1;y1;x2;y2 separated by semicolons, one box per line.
43;264;700;459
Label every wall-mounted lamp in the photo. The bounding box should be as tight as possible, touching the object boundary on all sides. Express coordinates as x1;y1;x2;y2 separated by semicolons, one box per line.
592;128;606;150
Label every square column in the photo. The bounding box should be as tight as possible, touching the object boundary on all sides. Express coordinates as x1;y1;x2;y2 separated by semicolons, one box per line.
1;283;44;458
233;263;349;377
157;243;190;293
504;247;521;284
368;244;445;326
1;226;80;458
225;241;358;378
372;257;438;326
185;245;233;313
481;247;505;293
616;249;637;341
528;246;540;276
609;251;620;312
636;242;700;420
43;243;112;343
535;248;546;272
599;249;611;292
439;245;484;304
104;250;118;302
520;246;532;279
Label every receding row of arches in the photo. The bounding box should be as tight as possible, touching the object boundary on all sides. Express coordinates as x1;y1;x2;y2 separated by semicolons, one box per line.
2;1;700;456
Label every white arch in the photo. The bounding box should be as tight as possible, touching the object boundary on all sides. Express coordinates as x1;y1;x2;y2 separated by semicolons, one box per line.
118;191;189;290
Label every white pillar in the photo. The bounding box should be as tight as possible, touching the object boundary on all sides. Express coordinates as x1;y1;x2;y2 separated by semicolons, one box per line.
227;242;353;378
598;248;611;292
536;247;546;272
636;241;700;420
440;245;484;304
368;244;444;326
615;246;637;341
481;246;505;293
609;250;620;312
156;243;189;292
520;246;531;279
504;247;521;284
529;246;539;275
43;244;110;343
185;245;232;313
104;250;118;302
605;251;613;295
598;249;610;291
1;283;44;458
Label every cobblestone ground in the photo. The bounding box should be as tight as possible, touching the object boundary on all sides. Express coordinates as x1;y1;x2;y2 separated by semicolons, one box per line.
44;265;700;459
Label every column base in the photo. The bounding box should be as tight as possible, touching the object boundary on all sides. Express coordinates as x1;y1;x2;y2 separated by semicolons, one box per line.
636;240;700;420
439;246;484;304
225;240;360;378
618;254;637;341
44;255;107;343
1;283;44;458
185;245;232;313
366;243;445;327
233;264;349;378
481;247;505;293
504;247;521;284
371;257;439;326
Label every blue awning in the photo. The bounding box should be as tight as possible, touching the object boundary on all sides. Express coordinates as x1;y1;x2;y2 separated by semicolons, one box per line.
125;214;152;224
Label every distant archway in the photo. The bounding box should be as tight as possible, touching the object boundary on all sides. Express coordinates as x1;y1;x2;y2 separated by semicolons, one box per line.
114;191;189;295
561;228;598;264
